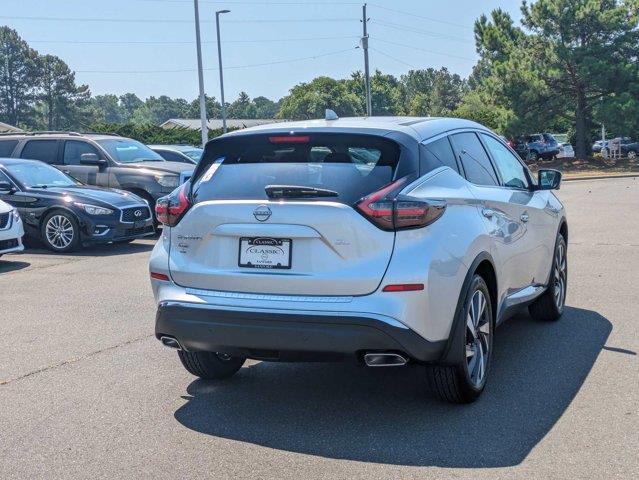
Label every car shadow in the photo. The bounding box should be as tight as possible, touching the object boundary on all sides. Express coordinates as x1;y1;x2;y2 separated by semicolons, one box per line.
173;306;611;468
0;259;30;273
23;239;155;257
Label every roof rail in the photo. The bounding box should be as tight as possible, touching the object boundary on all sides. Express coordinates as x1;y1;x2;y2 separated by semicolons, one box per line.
20;131;83;136
81;131;121;137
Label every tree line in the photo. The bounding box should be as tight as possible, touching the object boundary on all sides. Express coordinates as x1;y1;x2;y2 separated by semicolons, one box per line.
1;0;638;157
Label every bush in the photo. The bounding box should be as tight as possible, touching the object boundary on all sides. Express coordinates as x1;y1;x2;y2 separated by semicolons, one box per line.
86;123;233;145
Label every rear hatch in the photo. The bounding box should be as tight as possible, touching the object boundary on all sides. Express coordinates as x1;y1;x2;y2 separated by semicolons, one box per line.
168;132;415;296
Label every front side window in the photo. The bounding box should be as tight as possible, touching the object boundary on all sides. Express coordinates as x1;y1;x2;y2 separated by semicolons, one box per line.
95;139;164;164
63;140;100;165
19;140;58;164
481;134;529;189
450;132;499;186
5;162;79;188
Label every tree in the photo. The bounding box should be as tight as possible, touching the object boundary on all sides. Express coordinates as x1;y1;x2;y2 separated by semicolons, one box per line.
474;1;639;156
0;27;41;128
119;93;144;121
91;94;126;123
277;76;363;119
252;96;279;118
227;91;257;119
37;54;91;130
402;68;468;116
186;94;221;119
132;95;190;124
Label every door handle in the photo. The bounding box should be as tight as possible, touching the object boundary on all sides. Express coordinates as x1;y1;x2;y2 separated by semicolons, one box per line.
482;208;495;219
520;213;529;223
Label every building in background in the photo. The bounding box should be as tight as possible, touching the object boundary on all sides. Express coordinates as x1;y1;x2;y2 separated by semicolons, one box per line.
160;118;284;131
0;122;23;133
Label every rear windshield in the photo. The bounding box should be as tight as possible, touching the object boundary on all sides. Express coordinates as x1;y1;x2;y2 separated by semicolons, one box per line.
192;133;403;204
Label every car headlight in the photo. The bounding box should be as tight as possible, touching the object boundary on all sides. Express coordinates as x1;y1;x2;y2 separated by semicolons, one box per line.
11;207;20;220
155;175;179;188
76;203;114;215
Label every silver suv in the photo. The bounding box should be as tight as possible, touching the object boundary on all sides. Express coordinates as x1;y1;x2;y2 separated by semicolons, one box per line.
149;116;568;403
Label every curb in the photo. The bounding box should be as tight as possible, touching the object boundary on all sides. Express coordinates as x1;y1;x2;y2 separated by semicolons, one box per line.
563;173;639;181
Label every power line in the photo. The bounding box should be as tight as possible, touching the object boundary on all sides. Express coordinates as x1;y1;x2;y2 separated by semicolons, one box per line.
369;47;416;69
370;37;475;61
372;20;472;44
368;3;473;30
75;46;357;73
0;15;357;24
27;35;359;46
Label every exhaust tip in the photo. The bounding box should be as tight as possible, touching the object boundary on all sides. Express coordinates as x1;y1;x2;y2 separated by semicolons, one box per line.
364;352;408;367
160;336;182;350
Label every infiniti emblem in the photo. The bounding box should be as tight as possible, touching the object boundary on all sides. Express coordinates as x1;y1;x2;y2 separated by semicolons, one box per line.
253;205;272;222
134;209;143;218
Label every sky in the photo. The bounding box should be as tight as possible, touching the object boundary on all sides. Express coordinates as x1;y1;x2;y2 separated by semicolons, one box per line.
2;0;523;103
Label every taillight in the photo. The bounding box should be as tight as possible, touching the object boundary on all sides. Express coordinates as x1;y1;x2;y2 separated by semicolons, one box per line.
155;183;190;227
355;179;446;230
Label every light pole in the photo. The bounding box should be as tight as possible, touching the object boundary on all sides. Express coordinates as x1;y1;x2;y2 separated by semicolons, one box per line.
193;0;208;146
216;9;230;133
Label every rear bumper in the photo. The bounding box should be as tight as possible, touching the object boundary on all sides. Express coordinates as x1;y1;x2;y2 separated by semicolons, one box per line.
155;301;446;362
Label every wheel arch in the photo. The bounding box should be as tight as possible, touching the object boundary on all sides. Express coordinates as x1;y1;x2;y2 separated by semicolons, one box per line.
438;251;498;365
38;205;82;230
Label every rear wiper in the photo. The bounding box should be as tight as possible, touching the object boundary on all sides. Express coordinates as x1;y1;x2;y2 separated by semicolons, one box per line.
265;185;339;199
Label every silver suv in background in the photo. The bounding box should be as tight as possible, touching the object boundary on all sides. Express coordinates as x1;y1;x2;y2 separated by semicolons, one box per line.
0;132;194;221
150;115;568;404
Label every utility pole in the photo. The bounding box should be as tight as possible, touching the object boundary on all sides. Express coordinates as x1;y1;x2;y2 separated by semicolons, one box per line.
361;3;372;116
216;10;231;133
193;0;208;146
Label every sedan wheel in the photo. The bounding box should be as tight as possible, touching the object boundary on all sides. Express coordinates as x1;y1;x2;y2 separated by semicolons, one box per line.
42;212;80;252
628;150;637;159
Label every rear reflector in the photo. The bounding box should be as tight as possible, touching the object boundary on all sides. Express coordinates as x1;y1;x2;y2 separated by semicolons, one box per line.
382;283;424;292
150;272;170;281
268;135;310;143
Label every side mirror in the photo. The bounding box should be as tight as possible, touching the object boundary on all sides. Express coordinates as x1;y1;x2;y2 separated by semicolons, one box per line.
537;169;562;190
0;180;15;194
80;153;107;166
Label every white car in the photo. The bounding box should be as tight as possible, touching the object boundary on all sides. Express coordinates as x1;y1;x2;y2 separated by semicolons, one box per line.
0;198;24;257
149;115;568;404
557;142;575;158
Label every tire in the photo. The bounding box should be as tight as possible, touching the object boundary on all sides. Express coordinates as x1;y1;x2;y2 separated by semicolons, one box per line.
427;275;494;404
529;233;567;322
627;150;637;160
41;210;81;253
178;350;245;380
529;150;540;161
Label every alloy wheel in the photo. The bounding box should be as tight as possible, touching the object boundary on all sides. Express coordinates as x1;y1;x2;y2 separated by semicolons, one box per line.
553;242;567;310
628;151;637;159
465;289;491;388
45;214;74;249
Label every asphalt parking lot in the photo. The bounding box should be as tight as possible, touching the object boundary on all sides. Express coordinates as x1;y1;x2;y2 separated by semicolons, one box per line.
1;177;637;479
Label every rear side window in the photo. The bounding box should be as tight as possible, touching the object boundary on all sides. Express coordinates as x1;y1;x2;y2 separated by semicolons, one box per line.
193;133;406;204
0;140;18;157
420;136;459;174
450;132;499;186
63;140;100;165
157;150;188;163
20;140;59;164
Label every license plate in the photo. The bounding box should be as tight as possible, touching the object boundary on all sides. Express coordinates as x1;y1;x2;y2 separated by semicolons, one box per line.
239;237;292;269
